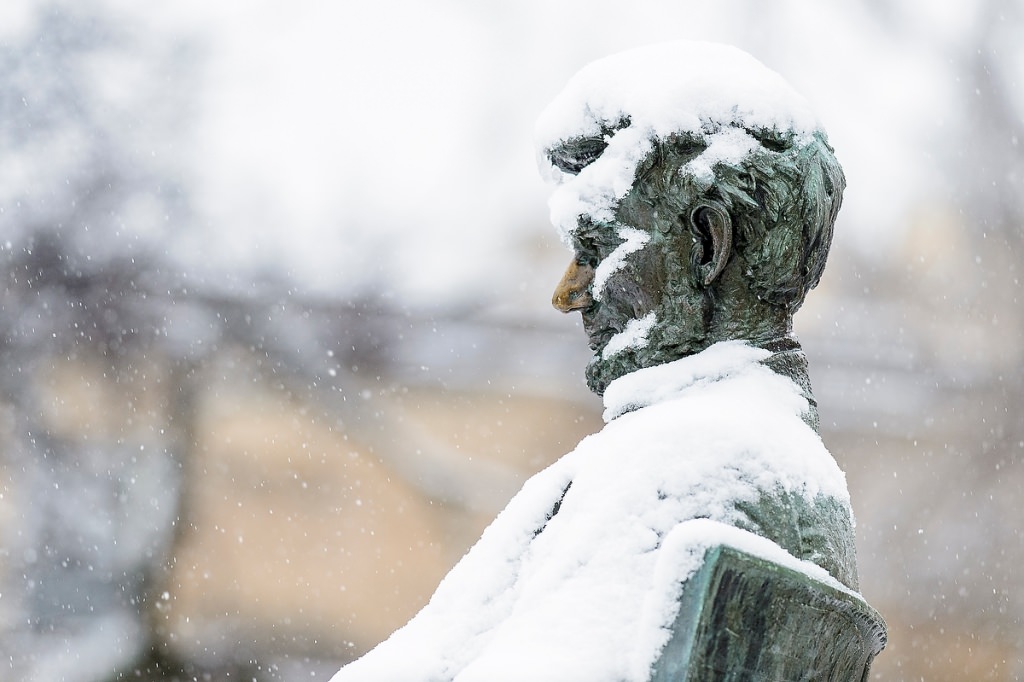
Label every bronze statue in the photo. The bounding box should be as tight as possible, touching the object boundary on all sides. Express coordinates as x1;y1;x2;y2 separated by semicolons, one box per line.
330;41;884;682
549;124;841;411
542;91;859;588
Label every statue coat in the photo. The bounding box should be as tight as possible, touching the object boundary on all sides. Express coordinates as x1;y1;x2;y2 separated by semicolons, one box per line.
330;340;859;682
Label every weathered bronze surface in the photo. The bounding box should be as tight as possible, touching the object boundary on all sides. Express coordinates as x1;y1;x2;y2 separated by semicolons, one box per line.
546;110;885;677
549;129;843;397
651;546;886;681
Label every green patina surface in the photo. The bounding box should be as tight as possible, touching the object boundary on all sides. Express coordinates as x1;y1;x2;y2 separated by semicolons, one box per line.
551;128;845;396
651;546;886;682
548;123;885;679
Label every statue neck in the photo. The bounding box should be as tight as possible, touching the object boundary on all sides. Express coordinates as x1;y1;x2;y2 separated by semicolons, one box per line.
698;268;819;427
706;267;793;347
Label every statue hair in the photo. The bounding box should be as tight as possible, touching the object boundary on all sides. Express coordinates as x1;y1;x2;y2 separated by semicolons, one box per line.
660;128;845;314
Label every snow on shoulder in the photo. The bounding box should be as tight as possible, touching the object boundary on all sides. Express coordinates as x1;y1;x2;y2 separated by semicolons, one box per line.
329;341;855;682
536;41;821;241
602;340;770;421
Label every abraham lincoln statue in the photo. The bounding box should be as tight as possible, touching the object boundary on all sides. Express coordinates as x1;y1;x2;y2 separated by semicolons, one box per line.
330;41;885;682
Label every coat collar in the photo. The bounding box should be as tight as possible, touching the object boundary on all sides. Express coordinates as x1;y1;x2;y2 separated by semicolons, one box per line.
601;340;772;422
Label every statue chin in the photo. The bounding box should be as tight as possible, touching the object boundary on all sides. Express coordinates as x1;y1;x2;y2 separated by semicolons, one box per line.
585;349;646;396
584;356;617;396
585;327;712;396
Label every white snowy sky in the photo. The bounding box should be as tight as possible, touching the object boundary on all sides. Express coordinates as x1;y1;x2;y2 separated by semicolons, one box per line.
9;0;991;309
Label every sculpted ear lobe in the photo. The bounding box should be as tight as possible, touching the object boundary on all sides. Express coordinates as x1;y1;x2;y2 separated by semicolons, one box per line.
689;204;733;286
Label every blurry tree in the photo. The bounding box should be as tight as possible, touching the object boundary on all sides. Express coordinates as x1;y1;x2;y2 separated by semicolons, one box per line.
0;5;514;681
820;2;1024;676
0;2;227;680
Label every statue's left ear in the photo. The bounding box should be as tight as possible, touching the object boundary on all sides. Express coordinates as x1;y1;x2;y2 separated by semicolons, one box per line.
689;204;733;286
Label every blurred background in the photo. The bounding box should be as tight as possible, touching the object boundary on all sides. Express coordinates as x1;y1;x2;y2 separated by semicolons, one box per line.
0;0;1021;680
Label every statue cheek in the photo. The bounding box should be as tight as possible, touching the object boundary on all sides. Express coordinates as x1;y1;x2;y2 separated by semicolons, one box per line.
604;274;657;320
629;248;671;300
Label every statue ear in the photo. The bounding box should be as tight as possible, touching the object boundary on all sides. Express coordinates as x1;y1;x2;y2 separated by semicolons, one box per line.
689;204;733;286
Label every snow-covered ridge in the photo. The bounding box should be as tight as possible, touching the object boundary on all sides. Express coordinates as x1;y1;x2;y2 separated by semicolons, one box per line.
536;41;822;242
601;311;656;361
601;339;770;421
592;226;650;301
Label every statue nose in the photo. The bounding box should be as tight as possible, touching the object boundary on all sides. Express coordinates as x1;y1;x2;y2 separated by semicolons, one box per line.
552;259;595;313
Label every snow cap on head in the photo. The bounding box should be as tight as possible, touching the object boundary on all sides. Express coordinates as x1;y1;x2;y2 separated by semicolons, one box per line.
536;41;823;243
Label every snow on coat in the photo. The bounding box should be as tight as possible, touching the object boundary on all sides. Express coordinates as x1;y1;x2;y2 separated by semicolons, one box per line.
329;340;858;682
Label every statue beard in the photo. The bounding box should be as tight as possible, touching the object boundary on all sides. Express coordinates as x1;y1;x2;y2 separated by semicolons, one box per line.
584;288;712;396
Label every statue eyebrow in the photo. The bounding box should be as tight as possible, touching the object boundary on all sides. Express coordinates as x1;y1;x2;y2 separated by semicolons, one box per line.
547;117;632;175
571;222;635;265
548;136;609;174
571;233;599;261
572;221;608;248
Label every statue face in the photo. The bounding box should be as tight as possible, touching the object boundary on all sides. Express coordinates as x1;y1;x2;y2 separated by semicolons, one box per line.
551;141;711;394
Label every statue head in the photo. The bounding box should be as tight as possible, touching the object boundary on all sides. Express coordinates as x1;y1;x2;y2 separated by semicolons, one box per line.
537;42;845;394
